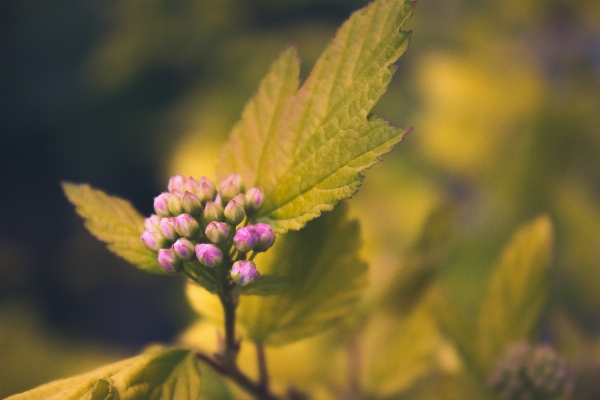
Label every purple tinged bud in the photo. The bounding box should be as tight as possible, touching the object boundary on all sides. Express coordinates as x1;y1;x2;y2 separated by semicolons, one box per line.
219;173;244;203
253;223;275;252
168;189;185;215
144;214;162;231
196;177;217;203
172;238;195;261
168;174;187;192
233;226;258;253
159;217;178;240
157;248;182;273
224;199;246;226
231;193;248;209
174;213;200;238
195;243;223;268
140;230;166;252
203;200;224;223
230;260;260;286
245;188;264;212
154;192;171;217
205;221;230;244
181;191;202;216
184;177;200;193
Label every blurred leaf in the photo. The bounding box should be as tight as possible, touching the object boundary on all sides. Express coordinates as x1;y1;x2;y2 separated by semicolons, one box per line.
62;182;164;275
477;215;553;370
239;202;367;345
218;0;414;233
382;203;456;315
7;346;201;400
235;274;294;296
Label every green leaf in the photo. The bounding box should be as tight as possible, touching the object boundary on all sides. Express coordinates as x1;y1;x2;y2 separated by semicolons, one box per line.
6;346;201;400
238;202;368;345
235;274;294;296
477;215;554;370
217;0;414;233
62;182;165;275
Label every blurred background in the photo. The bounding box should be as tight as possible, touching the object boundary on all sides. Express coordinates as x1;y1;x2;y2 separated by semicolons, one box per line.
1;0;599;397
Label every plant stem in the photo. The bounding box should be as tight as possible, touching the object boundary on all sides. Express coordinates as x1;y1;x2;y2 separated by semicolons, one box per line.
256;343;270;391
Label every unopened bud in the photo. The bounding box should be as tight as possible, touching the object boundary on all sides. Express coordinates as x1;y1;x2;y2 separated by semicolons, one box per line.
159;217;178;240
144;214;161;232
168;174;187;192
224;199;246;226
157;248;182;273
253;223;275;252
230;260;260;286
184;177;200;193
195;243;223;268
196;177;217;203
172;238;195;260
181;191;202;216
168;189;185;215
140;230;166;252
245;188;264;213
174;213;200;238
205;221;230;244
219;173;244;203
233;226;258;253
154;192;171;217
203;200;224;223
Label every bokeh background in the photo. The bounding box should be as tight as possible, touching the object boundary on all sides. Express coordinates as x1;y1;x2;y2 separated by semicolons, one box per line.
1;0;599;397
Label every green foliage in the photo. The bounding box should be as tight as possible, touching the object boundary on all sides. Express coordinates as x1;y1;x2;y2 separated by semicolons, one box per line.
217;0;414;233
62;182;164;275
477;215;553;370
6;347;201;400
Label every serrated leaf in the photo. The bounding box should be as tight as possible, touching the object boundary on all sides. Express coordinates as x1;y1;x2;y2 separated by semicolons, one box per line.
62;182;165;275
217;0;414;233
477;216;553;370
6;346;201;400
185;203;368;346
235;274;293;296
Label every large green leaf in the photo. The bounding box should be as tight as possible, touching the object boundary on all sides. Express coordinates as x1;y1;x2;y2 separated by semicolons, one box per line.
186;202;368;345
477;216;553;370
217;0;414;233
62;182;164;275
6;346;201;400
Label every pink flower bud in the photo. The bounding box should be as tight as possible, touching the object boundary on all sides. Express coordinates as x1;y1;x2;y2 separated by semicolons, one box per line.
140;230;166;252
231;260;260;286
195;243;223;268
219;173;244;203
184;177;200;193
159;217;178;240
245;188;264;213
172;238;195;261
157;248;182;273
154;192;171;217
196;177;217;203
181;191;202;216
174;213;200;238
253;223;275;252
203;200;224;223
168;174;187;192
224;199;246;226
144;214;161;231
205;221;230;244
168;189;185;215
233;226;258;253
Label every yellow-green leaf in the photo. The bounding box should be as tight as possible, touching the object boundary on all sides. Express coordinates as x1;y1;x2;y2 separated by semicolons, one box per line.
6;346;201;400
62;182;165;275
477;215;553;370
217;0;414;233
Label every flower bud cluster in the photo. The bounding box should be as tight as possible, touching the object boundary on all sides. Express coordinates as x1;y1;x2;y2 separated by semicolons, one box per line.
487;342;572;400
140;173;273;285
